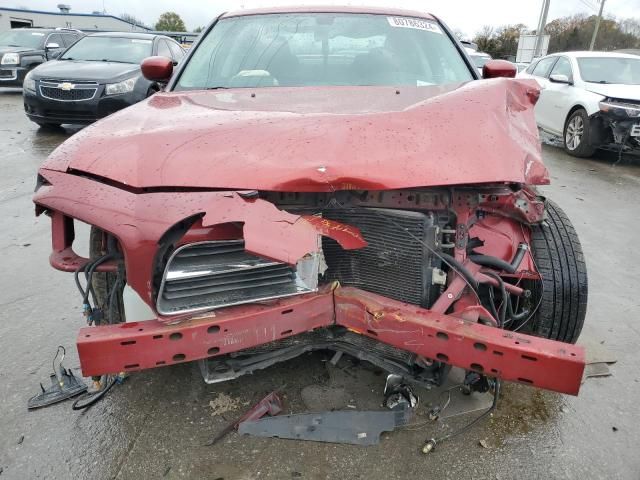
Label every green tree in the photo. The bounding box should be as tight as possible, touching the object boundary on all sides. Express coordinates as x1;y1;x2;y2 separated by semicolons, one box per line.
544;14;639;52
155;12;186;32
474;16;639;58
473;24;529;58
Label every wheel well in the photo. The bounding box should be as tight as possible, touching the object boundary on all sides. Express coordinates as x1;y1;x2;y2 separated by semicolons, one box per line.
564;105;585;129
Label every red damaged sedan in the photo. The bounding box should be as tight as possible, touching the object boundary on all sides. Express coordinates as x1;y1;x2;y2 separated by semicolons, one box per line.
33;7;588;397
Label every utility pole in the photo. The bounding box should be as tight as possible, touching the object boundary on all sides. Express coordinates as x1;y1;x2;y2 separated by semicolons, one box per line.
589;0;606;51
534;0;550;58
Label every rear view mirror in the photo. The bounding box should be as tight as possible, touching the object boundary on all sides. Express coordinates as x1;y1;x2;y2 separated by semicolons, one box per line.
482;60;517;79
45;42;60;49
141;56;173;82
549;73;571;84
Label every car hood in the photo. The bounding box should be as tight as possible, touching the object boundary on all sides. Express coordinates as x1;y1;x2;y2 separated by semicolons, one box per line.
31;60;140;82
41;79;549;191
0;46;36;55
584;83;640;101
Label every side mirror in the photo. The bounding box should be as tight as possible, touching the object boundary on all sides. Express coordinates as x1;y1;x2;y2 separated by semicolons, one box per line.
45;42;60;50
482;59;517;79
141;56;173;82
549;73;571;84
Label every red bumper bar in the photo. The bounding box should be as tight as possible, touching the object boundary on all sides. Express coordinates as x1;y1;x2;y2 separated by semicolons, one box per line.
77;287;585;395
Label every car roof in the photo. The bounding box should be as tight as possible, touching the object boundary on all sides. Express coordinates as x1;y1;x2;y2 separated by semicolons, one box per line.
548;51;640;60
86;32;159;40
222;5;435;20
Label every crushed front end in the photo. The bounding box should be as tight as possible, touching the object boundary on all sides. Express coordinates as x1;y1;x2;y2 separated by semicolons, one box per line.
595;98;640;154
34;170;585;396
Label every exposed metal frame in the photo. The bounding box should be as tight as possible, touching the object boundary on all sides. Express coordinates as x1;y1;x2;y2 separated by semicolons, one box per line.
77;286;585;395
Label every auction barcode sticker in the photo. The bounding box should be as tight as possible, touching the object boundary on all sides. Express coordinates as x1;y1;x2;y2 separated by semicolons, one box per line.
387;17;442;34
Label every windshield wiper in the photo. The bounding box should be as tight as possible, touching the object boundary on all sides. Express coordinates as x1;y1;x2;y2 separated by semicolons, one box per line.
206;86;231;90
85;59;132;63
588;80;612;84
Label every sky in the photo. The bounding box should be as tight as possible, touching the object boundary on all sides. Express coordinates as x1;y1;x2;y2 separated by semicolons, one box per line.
0;0;638;36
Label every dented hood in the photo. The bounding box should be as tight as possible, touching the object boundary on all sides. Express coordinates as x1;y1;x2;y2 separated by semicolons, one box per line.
42;78;548;190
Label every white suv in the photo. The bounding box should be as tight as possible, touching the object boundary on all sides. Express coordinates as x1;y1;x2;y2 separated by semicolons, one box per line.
518;51;640;157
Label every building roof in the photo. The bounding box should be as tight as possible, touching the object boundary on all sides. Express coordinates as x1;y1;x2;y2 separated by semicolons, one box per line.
0;6;151;30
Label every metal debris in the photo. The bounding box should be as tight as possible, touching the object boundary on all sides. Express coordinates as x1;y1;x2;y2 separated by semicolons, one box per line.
383;374;418;410
206;391;283;446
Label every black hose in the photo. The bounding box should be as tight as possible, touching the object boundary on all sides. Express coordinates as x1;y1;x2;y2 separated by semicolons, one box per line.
439;252;479;293
71;375;117;410
482;271;507;327
469;243;528;274
469;254;517;273
83;253;115;306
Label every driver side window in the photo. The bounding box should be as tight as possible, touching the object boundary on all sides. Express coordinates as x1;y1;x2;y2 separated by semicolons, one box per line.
46;33;64;48
550;57;573;81
531;56;557;78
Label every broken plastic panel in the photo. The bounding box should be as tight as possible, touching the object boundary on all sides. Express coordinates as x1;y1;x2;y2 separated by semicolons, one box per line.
27;347;87;410
238;407;413;446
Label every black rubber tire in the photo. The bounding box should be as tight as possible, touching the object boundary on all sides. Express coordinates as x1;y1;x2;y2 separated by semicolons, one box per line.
89;227;125;324
563;108;596;158
525;200;588;343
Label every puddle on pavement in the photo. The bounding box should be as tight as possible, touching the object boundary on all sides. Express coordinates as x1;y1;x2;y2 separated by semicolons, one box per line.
484;382;565;447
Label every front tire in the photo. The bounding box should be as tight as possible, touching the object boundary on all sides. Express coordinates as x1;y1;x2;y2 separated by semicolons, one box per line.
563;109;596;157
524;200;588;343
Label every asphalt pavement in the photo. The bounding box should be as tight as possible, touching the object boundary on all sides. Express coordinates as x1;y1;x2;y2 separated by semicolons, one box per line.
1;88;639;479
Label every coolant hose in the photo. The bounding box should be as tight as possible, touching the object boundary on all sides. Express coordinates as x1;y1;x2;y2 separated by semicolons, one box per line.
469;243;528;274
439;252;479;293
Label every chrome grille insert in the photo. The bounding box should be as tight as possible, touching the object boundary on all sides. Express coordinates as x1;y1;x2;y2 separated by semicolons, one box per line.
157;240;318;315
39;80;98;101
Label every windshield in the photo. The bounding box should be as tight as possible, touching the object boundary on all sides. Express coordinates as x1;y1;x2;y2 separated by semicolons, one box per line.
470;55;491;68
175;13;473;90
0;30;45;48
60;36;152;63
577;57;640;85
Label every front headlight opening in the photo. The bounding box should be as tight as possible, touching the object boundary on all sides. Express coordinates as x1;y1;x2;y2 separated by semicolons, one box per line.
1;53;20;65
105;76;138;96
599;99;640;118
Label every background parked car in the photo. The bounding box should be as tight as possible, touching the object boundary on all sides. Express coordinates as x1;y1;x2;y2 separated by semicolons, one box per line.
0;27;82;87
22;31;185;127
467;50;492;76
518;51;640;157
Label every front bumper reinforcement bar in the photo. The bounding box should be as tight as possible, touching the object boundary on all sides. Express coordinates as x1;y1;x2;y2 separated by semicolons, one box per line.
77;286;585;395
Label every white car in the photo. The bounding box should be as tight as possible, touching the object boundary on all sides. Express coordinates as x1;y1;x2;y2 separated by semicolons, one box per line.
466;49;492;77
518;51;640;157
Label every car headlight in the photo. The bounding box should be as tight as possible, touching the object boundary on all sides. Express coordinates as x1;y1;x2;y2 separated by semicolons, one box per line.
23;72;36;93
105;76;138;96
599;98;640;118
1;52;20;65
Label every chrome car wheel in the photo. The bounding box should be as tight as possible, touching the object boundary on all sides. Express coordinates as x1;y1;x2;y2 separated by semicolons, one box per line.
565;115;584;151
